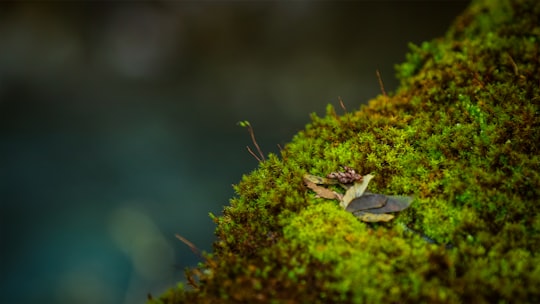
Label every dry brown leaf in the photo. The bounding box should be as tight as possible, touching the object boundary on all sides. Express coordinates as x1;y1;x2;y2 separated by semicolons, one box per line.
354;212;395;222
303;174;340;185
303;175;340;200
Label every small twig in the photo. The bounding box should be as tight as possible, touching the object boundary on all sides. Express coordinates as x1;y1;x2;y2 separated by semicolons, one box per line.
505;52;519;76
238;121;266;162
246;146;263;162
338;96;347;113
248;125;265;162
175;234;203;259
185;269;199;288
376;69;387;98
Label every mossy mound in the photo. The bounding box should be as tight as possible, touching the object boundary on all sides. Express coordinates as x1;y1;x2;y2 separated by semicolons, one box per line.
152;0;540;302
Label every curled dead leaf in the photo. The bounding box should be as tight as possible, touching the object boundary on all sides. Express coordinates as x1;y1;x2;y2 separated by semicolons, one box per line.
340;174;374;208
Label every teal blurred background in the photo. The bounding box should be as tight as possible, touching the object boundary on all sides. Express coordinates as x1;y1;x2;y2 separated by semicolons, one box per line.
0;1;468;303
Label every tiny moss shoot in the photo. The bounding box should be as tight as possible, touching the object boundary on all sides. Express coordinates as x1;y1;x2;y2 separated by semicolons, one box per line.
151;0;540;302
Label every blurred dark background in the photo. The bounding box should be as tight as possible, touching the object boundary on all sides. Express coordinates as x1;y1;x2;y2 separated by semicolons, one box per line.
0;1;468;303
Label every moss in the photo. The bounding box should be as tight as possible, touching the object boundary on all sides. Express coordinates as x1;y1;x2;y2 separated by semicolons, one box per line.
151;0;540;302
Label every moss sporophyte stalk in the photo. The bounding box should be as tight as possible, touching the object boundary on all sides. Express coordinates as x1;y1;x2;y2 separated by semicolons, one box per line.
151;0;540;302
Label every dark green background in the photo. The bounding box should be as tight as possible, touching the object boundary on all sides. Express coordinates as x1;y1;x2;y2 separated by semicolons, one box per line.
0;2;467;303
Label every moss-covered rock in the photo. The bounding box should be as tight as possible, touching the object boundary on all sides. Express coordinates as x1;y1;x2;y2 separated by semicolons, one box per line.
152;0;540;302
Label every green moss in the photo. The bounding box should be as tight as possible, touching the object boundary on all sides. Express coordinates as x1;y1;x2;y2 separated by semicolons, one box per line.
151;0;540;302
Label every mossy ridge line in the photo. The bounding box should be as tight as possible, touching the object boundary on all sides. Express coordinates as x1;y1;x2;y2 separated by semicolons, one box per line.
153;0;540;302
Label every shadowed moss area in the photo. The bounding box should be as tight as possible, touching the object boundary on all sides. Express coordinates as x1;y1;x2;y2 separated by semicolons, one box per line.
151;0;540;302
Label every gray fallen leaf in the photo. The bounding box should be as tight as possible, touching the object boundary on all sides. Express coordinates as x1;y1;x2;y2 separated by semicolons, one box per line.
345;192;388;213
363;195;413;214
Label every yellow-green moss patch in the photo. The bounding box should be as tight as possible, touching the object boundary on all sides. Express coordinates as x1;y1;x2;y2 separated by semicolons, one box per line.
152;0;540;302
